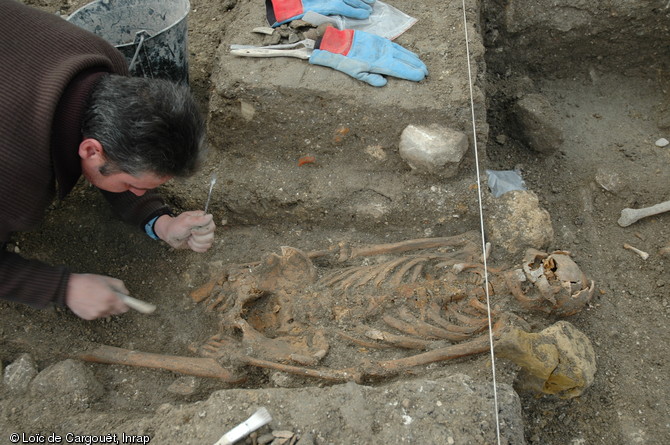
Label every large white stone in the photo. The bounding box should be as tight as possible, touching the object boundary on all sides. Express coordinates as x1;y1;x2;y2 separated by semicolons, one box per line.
399;124;468;177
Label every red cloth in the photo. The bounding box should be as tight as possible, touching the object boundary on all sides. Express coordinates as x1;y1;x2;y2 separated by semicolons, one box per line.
270;0;305;22
319;27;354;56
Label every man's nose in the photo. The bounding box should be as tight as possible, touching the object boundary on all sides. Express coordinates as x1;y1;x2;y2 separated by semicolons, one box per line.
129;188;146;196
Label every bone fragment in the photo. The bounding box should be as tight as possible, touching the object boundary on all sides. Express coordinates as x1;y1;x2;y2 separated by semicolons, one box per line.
481;242;491;262
623;243;650;260
618;200;670;227
362;325;432;350
252;27;275;35
452;263;466;273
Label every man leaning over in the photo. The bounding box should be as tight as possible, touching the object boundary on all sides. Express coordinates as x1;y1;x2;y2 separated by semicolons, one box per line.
0;0;215;320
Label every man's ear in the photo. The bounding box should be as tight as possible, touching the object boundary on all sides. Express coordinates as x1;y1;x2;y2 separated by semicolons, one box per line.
78;138;105;161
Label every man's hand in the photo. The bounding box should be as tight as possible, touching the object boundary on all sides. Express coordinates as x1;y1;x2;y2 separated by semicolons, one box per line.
66;273;129;320
154;211;215;252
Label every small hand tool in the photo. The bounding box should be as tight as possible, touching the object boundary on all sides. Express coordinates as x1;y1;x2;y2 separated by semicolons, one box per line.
229;39;315;59
114;292;157;314
204;174;217;214
214;407;273;445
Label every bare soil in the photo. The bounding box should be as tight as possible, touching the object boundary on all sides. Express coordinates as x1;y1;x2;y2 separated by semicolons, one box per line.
2;0;669;444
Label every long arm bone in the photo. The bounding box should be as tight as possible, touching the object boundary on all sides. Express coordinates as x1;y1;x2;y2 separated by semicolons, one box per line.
308;232;480;262
244;334;493;383
618;200;670;227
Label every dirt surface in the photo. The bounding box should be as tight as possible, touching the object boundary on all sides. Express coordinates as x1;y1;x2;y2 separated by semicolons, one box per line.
2;0;670;444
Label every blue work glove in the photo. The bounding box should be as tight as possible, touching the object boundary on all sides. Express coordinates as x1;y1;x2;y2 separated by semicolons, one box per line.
266;0;375;27
308;27;428;87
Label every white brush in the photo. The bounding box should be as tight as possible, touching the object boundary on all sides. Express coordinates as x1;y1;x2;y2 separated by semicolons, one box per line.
114;291;157;314
204;174;217;214
214;407;273;445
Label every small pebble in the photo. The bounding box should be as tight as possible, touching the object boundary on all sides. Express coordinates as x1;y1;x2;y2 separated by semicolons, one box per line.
655;138;669;147
273;431;294;439
258;433;275;445
295;433;315;445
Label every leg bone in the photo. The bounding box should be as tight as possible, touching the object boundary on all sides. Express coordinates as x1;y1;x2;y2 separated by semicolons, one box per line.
618;200;670;227
79;344;246;383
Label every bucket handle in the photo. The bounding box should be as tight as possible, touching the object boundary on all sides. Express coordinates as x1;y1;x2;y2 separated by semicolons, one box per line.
128;30;153;77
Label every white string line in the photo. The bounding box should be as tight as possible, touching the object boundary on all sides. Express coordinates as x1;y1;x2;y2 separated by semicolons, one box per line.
459;1;502;443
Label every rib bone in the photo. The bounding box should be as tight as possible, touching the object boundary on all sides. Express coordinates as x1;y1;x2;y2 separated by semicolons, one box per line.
618;200;670;227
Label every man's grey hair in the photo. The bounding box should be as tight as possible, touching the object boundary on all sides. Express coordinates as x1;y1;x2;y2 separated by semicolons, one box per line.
82;75;206;177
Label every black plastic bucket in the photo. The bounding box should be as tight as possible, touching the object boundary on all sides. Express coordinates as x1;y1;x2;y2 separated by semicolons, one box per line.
67;0;190;85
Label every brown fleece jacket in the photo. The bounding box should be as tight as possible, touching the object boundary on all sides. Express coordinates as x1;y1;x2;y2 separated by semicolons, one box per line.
0;0;171;309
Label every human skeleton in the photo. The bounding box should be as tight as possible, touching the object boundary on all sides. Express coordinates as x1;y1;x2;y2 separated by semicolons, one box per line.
82;232;594;386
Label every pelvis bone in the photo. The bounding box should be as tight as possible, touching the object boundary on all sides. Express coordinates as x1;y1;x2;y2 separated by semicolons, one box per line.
81;232;595;390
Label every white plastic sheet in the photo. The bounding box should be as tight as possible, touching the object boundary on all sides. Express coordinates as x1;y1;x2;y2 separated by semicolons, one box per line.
303;1;417;40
